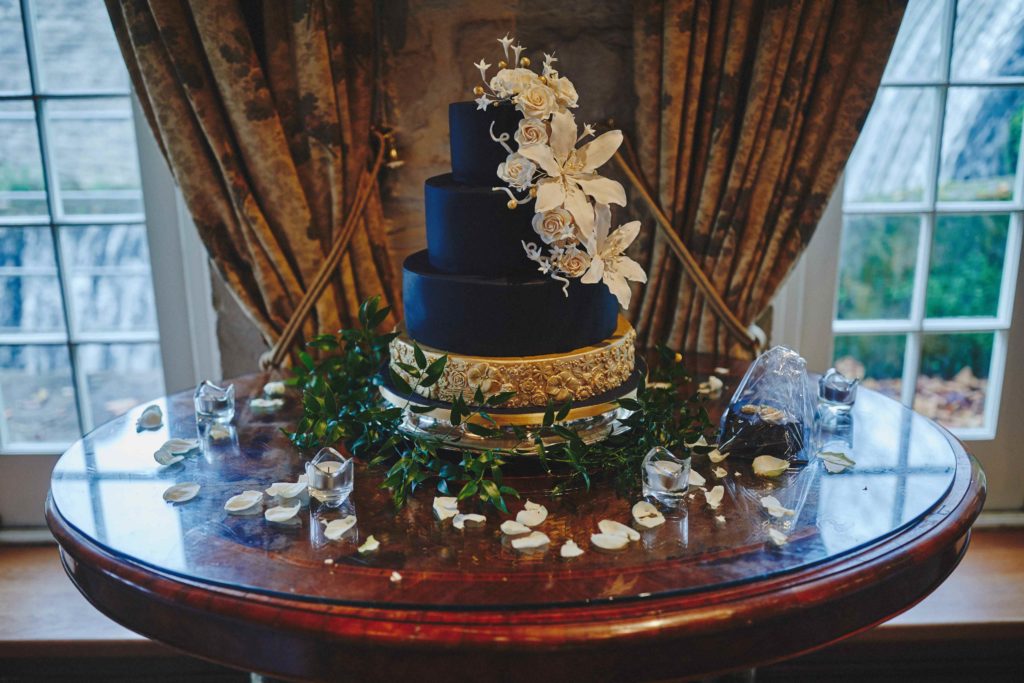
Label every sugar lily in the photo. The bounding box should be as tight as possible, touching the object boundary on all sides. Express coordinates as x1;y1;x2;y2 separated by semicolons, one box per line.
581;203;647;309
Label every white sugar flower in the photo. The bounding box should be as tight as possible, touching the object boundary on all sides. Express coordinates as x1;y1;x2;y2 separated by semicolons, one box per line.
474;58;491;82
497;152;536;190
531;207;574;244
498;33;515;59
519;111;626;239
548;74;579;108
581;203;647;309
555;245;591;278
515;83;558;120
490;68;538;99
515;118;548;147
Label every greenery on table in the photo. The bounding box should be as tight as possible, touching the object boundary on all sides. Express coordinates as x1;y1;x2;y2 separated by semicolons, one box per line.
287;297;713;512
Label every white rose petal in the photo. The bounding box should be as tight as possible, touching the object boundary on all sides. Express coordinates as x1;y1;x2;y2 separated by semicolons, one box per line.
713;466;728;479
631;501;665;529
390;570;403;583
162;438;200;456
590;533;629;551
500;520;532;536
224;490;263;514
708;448;728;464
266;481;308;499
515;501;548;527
162;482;200;503
452;513;486;530
703;485;725;510
819;451;856;474
760;495;796;518
753;455;790;478
688;469;706;487
432;496;459;521
511;531;550;550
265;503;301;524
263;381;287;397
137;405;162;430
767;528;789;546
154;448;184;467
324;515;358;540
358;535;380;554
715;514;727;524
560;540;585;558
598;519;640;541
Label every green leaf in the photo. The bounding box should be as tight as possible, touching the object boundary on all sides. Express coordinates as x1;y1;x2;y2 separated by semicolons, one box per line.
465;422;500;438
298;351;315;371
542;400;555;427
420;356;448;387
473;386;485;404
413;343;427;370
388;367;414;396
395;361;421;377
485;391;516;406
555;400;573;421
457;480;479;500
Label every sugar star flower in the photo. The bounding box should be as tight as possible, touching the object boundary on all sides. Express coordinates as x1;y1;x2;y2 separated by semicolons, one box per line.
581;203;647;309
518;111;626;239
474;58;491;81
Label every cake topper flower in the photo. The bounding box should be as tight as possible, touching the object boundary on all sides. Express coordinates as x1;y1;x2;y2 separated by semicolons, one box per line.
474;34;646;309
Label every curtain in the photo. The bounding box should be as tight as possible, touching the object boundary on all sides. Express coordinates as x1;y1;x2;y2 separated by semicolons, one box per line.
105;0;399;346
630;0;905;356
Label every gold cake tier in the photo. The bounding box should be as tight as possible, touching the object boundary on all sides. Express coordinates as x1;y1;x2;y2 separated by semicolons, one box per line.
389;316;637;409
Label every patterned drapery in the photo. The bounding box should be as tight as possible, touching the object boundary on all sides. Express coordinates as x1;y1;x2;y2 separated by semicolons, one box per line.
105;0;399;345
630;0;905;356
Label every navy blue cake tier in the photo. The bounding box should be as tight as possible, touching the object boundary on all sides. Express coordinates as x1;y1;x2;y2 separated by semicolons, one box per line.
425;173;536;275
449;101;522;185
403;250;619;357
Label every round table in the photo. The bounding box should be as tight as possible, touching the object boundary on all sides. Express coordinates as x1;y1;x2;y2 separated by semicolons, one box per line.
46;368;985;682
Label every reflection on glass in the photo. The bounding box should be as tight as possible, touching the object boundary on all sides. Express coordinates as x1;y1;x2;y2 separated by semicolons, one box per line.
926;214;1009;318
0;343;78;445
0;227;65;333
46;98;143;216
882;0;947;82
939;87;1024;201
0;101;47;218
76;343;164;431
833;334;906;402
915;332;993;429
845;88;936;204
31;0;130;93
0;0;30;93
59;225;157;334
836;215;919;320
951;0;1024;79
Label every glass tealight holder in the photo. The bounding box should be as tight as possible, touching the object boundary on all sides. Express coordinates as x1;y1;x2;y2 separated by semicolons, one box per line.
194;380;235;424
306;447;354;507
642;446;690;507
817;368;858;430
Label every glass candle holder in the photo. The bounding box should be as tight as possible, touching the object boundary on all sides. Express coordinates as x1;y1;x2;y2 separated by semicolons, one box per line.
305;447;354;507
818;368;858;430
642;446;690;507
194;380;235;424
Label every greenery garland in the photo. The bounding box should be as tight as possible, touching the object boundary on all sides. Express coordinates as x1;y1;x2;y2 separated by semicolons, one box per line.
287;297;713;512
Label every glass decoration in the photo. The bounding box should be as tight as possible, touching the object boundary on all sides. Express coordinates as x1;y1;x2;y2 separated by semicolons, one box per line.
194;380;235;424
642;446;690;506
306;447;354;507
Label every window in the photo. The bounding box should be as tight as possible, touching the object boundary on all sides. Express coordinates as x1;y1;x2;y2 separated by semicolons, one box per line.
834;0;1022;440
0;0;163;454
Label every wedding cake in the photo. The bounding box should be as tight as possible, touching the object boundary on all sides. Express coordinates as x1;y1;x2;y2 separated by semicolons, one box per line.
383;36;647;427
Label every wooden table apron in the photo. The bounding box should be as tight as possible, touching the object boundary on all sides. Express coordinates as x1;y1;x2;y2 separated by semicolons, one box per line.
46;440;983;683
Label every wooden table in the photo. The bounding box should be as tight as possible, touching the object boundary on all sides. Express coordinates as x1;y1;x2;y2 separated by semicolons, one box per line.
46;368;985;682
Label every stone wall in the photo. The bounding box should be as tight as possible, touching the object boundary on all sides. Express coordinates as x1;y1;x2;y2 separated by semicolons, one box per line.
212;1;639;375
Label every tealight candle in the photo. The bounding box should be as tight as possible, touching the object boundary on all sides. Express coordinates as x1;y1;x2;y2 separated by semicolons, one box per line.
305;447;354;507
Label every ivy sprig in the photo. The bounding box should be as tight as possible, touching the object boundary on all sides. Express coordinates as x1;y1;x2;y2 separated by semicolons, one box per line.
288;297;712;512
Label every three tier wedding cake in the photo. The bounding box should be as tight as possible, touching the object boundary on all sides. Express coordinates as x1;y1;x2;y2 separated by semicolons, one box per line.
383;36;647;433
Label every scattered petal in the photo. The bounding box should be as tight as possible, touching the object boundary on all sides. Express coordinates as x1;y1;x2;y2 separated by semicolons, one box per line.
515;501;548;527
511;531;550;550
560;540;585;558
753;455;790;478
500;520;532;536
390;571;403;583
598;519;640;541
708;449;728;464
324;515;358;540
631;501;665;529
162;438;200;456
266;481;308;499
358;535;380;553
453;513;486;530
263;381;286;397
224;490;263;514
324;558;334;565
265;503;301;524
703;485;724;510
162;482;199;503
137;405;163;430
767;528;788;546
712;466;728;479
432;496;459;521
154;448;184;467
760;495;796;518
688;469;706;487
685;435;708;448
740;404;759;415
714;367;729;376
208;425;231;441
250;397;284;413
819;451;856;474
590;532;629;551
715;515;726;524
698;376;724;397
651;460;683;476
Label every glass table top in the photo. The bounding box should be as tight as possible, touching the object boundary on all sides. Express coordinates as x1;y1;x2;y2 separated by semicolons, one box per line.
50;374;960;609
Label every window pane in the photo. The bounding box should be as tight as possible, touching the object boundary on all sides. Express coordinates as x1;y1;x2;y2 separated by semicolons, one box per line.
31;0;129;93
0;227;64;333
0;0;31;94
951;0;1024;79
926;214;1009;318
833;334;906;402
0;344;78;445
915;332;994;429
0;101;47;218
845;88;937;204
938;87;1024;202
60;225;157;335
76;343;163;430
836;215;919;320
882;0;947;82
46;98;143;217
